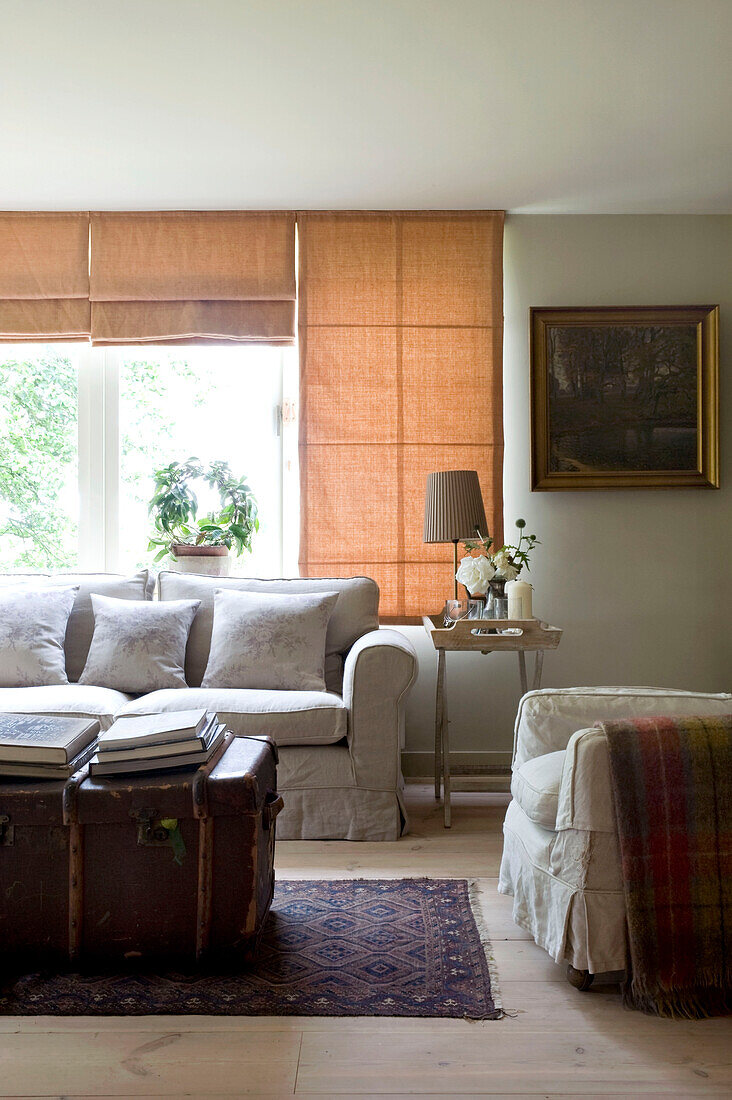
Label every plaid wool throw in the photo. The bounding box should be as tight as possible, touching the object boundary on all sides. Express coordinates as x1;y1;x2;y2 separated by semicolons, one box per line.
600;714;732;1018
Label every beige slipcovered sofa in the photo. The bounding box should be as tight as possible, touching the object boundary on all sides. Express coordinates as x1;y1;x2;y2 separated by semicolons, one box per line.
0;570;416;841
499;686;732;977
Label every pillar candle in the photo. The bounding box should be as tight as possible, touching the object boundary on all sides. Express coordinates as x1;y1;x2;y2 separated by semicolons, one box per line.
505;579;533;619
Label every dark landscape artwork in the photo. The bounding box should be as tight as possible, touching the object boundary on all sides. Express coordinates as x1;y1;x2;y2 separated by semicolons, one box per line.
547;322;697;472
530;307;719;490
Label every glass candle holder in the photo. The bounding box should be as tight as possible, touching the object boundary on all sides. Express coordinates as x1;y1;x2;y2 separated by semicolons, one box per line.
492;596;509;620
443;599;470;625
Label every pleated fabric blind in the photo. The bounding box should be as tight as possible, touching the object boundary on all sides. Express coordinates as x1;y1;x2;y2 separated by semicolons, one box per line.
297;211;504;622
0;213;91;340
89;212;296;345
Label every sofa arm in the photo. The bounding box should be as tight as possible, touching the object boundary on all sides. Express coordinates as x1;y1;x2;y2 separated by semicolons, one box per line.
342;629;417;788
513;686;732;770
555;726;617;833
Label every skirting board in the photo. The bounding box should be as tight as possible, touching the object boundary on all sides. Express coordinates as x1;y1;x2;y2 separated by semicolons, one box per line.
402;751;512;792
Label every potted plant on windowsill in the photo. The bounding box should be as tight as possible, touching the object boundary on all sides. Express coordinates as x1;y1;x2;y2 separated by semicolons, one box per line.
147;458;259;577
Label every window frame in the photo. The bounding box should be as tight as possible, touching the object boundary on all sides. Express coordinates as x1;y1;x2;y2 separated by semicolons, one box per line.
2;342;297;576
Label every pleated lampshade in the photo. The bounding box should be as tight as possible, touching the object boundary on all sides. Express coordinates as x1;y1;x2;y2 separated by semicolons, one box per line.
423;470;488;544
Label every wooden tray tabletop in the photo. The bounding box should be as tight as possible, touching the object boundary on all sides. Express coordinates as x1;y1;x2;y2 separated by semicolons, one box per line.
422;614;562;652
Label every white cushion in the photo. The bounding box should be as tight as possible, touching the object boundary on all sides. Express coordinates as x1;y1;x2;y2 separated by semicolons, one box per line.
0;585;78;687
201;588;338;691
511;749;565;828
0;685;133;730
57;571;154;681
79;595;200;693
118;687;348;746
158;572;379;687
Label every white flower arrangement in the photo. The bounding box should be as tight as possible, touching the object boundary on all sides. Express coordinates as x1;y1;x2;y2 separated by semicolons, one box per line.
457;518;540;594
491;550;519;582
455;553;495;596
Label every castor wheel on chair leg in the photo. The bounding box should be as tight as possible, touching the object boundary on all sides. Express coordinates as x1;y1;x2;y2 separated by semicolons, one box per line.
566;965;594;991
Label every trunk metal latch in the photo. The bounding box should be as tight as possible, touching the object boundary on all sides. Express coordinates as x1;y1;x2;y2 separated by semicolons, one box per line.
130;807;171;845
130;808;186;863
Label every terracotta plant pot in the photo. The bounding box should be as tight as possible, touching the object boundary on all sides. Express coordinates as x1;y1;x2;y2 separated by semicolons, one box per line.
170;544;231;577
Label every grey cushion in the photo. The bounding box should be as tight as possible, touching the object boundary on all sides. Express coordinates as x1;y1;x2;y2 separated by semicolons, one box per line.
0;571;154;682
0;684;133;730
511;750;566;829
117;687;348;746
158;572;379;688
79;595;200;693
0;585;78;687
201;588;338;691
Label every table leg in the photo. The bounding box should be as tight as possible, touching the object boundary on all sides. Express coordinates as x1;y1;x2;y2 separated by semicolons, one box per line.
532;649;545;690
517;650;528;696
434;649;444;800
441;653;451;829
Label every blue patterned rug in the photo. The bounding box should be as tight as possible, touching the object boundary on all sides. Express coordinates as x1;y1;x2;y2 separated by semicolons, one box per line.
0;879;501;1018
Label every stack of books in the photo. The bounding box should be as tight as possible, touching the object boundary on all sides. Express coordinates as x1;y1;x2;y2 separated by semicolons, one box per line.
89;709;226;777
0;714;100;779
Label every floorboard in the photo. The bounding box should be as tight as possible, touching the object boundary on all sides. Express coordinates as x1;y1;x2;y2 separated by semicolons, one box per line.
1;786;730;1098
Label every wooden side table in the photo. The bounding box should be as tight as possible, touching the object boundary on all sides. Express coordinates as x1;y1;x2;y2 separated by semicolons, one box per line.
422;615;563;827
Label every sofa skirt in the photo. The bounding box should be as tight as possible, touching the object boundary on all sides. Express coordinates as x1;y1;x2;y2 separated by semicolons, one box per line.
276;743;407;841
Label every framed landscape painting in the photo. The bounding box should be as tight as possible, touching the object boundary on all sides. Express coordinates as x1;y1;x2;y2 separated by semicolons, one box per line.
530;305;719;490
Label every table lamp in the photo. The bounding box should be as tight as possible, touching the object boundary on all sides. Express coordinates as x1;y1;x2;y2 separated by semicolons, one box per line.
423;470;488;599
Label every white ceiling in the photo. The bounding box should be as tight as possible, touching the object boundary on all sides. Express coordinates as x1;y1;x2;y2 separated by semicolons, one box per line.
2;0;730;213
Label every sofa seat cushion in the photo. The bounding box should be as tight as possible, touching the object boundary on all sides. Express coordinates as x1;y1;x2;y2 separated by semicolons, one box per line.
511;749;565;829
117;687;348;746
0;685;134;730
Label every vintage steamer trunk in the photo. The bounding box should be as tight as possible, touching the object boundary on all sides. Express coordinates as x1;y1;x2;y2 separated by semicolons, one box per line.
0;735;281;968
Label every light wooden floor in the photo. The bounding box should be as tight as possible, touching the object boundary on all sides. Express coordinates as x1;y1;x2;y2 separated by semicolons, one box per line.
0;787;730;1098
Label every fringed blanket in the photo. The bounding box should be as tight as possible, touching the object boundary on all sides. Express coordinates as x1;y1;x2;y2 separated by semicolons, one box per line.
600;714;732;1018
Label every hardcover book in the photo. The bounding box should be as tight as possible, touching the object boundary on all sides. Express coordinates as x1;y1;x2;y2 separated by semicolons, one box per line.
0;737;98;779
89;723;227;777
97;716;220;763
97;709;212;752
0;713;100;765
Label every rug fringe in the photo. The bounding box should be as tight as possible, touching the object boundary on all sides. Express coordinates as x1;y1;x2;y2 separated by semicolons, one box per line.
467;878;505;1019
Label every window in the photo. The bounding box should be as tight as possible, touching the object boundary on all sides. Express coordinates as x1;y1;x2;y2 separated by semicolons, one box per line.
0;346;80;571
0;343;298;576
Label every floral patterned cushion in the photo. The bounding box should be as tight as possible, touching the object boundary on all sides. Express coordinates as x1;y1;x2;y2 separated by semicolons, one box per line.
201;587;339;691
78;595;200;693
0;585;79;687
158;573;379;688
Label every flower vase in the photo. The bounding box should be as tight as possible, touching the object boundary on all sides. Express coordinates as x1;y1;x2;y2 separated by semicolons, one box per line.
486;577;506;619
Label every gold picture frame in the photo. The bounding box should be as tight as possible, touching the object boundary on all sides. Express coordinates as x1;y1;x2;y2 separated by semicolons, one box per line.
530;305;719;490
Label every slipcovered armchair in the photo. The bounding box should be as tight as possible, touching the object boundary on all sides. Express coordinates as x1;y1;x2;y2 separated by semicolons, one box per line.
499;687;732;983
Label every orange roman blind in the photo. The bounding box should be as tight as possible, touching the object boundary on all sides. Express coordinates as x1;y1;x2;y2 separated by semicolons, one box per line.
0;212;91;340
297;211;504;621
90;211;296;345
